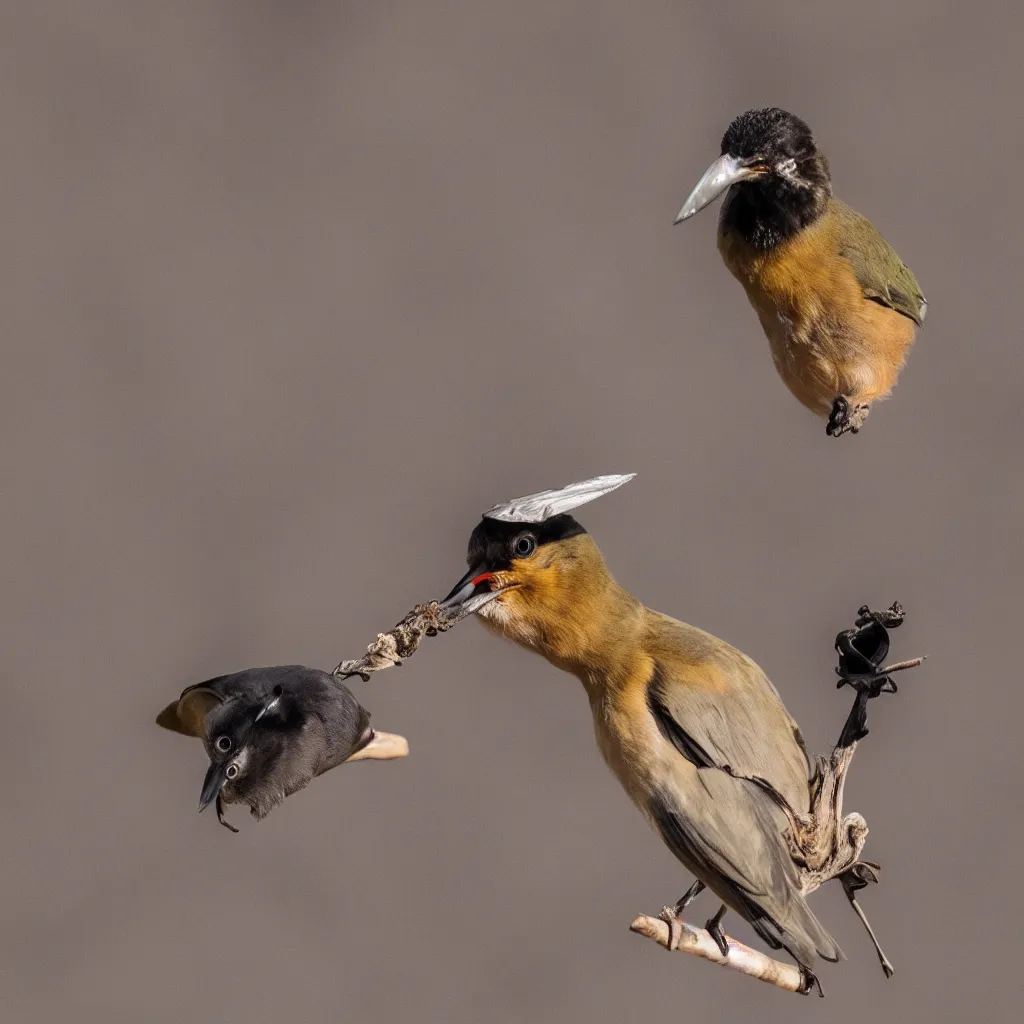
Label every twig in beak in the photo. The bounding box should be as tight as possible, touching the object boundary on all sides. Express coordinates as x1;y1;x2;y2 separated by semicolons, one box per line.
333;600;477;681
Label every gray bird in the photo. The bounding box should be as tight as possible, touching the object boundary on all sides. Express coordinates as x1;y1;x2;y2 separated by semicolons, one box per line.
157;665;409;831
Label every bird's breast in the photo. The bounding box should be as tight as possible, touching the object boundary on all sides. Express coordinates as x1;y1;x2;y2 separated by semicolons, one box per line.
718;218;877;414
588;677;693;816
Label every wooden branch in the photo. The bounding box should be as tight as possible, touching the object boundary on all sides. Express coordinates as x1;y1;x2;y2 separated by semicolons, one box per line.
629;914;806;994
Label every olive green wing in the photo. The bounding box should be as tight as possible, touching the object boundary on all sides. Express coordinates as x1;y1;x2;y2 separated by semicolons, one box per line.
832;199;927;326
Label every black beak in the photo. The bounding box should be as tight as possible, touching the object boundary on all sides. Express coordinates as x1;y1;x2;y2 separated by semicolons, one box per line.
439;565;504;613
440;566;494;608
198;762;227;813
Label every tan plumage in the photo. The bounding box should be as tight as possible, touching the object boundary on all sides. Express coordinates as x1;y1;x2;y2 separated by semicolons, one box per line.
719;198;921;419
449;519;841;974
677;108;926;436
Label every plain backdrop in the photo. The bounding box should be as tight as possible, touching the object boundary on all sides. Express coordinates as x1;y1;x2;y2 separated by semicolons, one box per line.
2;3;1021;1022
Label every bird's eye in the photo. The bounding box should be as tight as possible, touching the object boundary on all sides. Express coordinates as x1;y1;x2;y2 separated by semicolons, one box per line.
215;736;232;752
225;764;239;780
513;534;536;558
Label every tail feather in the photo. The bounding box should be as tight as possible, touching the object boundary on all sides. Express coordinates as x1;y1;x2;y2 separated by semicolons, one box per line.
744;894;843;968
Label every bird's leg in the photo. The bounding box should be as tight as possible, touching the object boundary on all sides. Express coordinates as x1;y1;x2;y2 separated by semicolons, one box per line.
705;903;729;958
215;794;239;833
674;879;705;913
658;879;706;951
826;396;870;437
840;864;894;979
799;967;825;998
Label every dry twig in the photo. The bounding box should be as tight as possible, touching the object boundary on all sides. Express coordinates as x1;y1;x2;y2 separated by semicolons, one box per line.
333;601;471;681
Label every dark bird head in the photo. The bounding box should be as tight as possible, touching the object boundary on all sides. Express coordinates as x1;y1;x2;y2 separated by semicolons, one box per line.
675;108;832;249
157;666;408;830
198;683;305;824
440;475;636;661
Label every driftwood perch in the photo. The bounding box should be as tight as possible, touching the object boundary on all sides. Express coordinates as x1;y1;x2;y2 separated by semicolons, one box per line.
333;601;471;681
632;603;925;995
629;914;805;992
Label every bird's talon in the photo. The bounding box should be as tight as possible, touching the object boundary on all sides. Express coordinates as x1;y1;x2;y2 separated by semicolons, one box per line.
658;906;685;951
826;396;851;436
800;967;825;997
705;905;730;958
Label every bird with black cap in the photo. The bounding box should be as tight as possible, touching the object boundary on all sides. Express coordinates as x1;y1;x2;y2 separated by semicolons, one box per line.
675;108;926;436
157;665;408;831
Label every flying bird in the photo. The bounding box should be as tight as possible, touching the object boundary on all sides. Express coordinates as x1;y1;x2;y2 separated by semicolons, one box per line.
675;108;926;436
440;474;839;991
157;665;408;830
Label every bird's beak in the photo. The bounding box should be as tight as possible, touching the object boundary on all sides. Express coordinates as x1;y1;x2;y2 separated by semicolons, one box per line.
674;154;765;223
439;566;507;615
198;763;227;813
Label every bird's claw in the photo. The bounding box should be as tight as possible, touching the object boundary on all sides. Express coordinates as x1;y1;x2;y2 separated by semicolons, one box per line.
800;967;825;997
826;396;870;437
705;906;730;958
658;905;686;952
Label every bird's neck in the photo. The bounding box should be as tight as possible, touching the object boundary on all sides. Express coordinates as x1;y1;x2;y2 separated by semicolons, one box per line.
720;158;831;251
526;578;649;697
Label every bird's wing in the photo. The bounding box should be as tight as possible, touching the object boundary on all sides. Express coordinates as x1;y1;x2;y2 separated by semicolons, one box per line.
646;622;811;813
644;646;840;964
833;199;927;325
650;764;840;964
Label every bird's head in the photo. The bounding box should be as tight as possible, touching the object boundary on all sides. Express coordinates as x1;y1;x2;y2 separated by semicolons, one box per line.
675;108;831;246
440;475;636;663
199;684;311;823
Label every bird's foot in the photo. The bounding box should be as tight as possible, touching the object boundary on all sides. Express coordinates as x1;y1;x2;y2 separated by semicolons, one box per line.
705;904;729;958
657;880;706;950
826;396;870;437
799;967;825;997
658;905;687;952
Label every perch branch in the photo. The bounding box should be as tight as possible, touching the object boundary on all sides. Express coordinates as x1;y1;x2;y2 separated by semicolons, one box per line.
629;914;805;993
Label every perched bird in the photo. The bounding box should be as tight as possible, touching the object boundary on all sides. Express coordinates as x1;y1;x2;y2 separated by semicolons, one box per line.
440;474;839;990
675;108;926;436
157;665;408;830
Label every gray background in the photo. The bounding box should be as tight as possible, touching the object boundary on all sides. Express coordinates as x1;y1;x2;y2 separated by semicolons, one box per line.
2;3;1020;1021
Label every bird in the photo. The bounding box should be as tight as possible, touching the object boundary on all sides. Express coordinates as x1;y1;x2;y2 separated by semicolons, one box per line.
157;665;409;831
674;107;926;436
439;474;840;991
